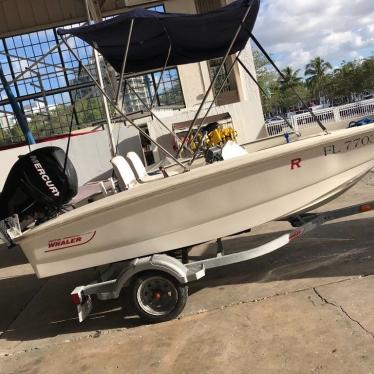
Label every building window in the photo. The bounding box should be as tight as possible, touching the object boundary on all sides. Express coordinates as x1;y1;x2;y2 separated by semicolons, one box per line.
0;24;107;147
208;58;232;96
0;2;185;148
123;3;184;112
195;0;238;102
123;68;185;114
147;4;166;12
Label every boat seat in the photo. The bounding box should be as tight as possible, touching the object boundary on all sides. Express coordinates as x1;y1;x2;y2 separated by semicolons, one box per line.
111;156;138;191
126;152;180;182
126;152;165;182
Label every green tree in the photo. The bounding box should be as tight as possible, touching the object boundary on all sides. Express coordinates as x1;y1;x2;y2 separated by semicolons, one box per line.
326;60;366;103
253;50;282;114
253;50;278;88
305;57;332;102
360;56;374;92
277;67;310;111
278;66;303;91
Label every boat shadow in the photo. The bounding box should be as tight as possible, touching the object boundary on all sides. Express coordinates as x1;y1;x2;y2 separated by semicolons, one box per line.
0;244;29;270
1;217;374;344
0;269;144;345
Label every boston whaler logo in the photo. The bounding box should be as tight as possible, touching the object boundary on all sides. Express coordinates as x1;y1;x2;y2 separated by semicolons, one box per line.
46;231;96;253
30;155;60;197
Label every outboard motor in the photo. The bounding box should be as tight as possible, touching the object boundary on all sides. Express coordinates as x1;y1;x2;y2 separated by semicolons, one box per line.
0;147;78;228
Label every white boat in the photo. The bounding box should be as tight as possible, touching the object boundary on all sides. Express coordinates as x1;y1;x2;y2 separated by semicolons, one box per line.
2;0;374;280
11;123;374;278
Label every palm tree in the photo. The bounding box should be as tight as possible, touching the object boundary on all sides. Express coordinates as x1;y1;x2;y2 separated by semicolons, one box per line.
361;56;374;94
305;57;332;102
277;67;308;111
278;66;302;91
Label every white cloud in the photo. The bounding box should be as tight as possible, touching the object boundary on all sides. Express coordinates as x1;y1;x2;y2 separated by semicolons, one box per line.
253;0;374;74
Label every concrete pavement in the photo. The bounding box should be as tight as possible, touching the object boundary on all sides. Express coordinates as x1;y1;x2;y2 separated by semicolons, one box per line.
1;178;374;373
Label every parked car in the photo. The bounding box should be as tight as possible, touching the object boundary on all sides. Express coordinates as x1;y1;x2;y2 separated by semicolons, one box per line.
363;94;374;101
348;116;374;128
265;116;284;124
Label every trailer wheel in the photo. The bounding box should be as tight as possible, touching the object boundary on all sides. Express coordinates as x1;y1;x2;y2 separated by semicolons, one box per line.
132;271;188;323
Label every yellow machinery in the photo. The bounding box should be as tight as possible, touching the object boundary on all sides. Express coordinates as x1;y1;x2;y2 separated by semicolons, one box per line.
172;114;238;154
188;123;237;151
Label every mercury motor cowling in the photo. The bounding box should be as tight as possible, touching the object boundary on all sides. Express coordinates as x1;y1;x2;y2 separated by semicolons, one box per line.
0;146;78;228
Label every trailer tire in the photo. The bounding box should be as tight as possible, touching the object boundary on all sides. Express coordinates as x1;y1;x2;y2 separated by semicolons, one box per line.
132;271;188;323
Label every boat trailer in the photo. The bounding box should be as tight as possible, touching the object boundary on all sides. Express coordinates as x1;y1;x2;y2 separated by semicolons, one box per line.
69;200;374;323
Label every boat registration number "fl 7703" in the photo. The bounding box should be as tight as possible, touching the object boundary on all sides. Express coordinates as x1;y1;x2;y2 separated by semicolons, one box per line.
324;133;374;156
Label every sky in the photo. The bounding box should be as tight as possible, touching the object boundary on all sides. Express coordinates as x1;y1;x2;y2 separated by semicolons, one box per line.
252;0;374;75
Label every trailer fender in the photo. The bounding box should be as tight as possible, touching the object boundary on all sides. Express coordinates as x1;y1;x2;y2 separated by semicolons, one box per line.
108;254;204;299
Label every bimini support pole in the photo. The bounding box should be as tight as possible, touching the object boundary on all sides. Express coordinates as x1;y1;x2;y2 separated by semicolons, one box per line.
93;49;117;157
149;44;171;109
113;20;190;154
236;57;301;136
176;2;254;158
124;83;193;154
250;33;328;134
59;35;188;171
148;19;172;110
114;15;188;153
115;18;134;106
188;51;244;166
85;0;117;158
0;64;35;148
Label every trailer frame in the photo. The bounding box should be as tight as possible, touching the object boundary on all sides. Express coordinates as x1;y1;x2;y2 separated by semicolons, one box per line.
70;200;374;323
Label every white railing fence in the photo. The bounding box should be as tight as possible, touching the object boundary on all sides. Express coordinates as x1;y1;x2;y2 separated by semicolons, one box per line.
266;99;374;137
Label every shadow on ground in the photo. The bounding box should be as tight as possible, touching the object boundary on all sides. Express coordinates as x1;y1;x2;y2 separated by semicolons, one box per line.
0;245;29;270
1;217;374;344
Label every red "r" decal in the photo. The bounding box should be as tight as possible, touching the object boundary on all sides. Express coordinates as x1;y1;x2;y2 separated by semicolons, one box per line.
291;158;302;170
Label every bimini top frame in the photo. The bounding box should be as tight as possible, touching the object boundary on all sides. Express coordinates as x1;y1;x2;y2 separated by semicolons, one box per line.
56;0;261;168
58;0;260;75
60;0;328;166
1;0;328;171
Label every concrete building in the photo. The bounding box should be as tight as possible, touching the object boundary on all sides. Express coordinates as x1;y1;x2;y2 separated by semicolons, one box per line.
0;0;264;189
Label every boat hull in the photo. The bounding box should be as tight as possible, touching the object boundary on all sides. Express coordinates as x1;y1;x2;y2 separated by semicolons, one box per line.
16;125;374;278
